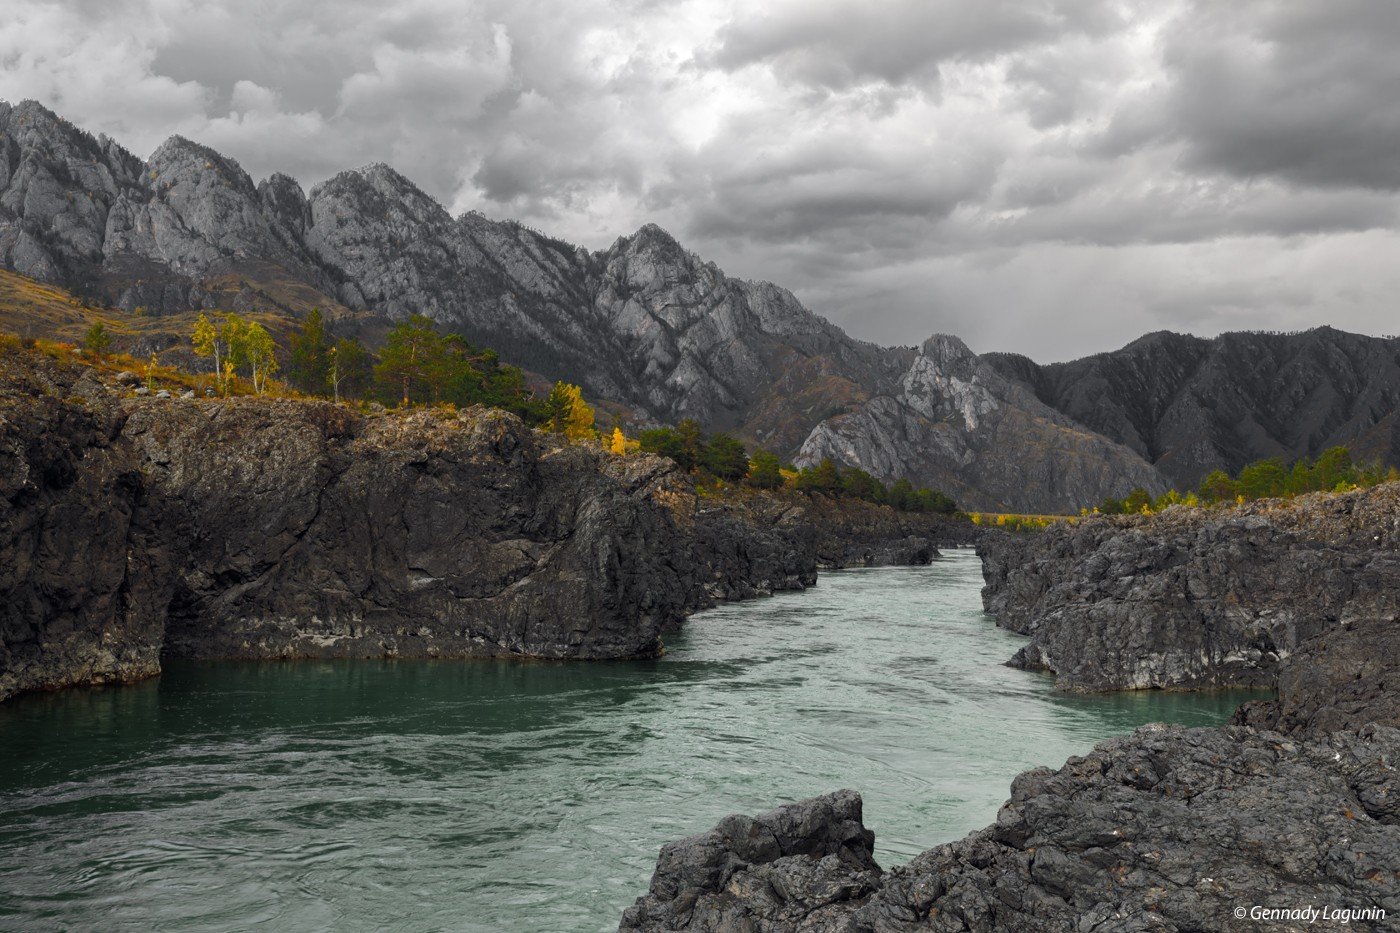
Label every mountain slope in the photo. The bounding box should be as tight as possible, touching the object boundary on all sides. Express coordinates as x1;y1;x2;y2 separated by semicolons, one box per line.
984;327;1400;490
797;335;1168;512
0;98;1228;510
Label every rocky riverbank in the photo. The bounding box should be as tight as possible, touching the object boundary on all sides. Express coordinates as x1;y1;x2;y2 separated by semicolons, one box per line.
0;347;958;703
977;486;1400;691
622;489;1400;931
622;719;1400;931
621;619;1400;931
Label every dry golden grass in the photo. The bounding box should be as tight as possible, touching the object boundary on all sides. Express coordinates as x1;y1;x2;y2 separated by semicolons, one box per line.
0;268;299;365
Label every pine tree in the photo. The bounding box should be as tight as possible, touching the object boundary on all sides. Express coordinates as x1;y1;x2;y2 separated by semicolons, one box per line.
375;314;442;406
676;419;704;471
702;433;749;480
289;308;330;393
83;322;112;358
746;450;782;489
1198;469;1236;503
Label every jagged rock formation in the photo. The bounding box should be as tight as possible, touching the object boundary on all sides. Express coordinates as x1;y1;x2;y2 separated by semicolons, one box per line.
621;790;882;930
797;335;1168;513
977;485;1400;691
0;99;1175;511
0;347;958;702
622;724;1400;931
984;327;1400;491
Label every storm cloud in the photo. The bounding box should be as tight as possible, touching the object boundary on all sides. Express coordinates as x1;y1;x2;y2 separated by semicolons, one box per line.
2;0;1398;360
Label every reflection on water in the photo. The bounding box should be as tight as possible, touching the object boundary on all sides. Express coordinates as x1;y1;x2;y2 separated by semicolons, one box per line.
0;550;1265;932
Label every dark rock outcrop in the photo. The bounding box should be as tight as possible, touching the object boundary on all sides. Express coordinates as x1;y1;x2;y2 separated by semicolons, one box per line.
624;725;1400;931
977;485;1400;691
621;790;882;931
1234;616;1400;736
126;399;703;664
0;348;950;702
0;354;169;700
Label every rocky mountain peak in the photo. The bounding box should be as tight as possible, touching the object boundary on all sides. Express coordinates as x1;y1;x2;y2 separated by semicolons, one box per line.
611;222;689;264
257;173;310;239
310;162;452;229
0;102;1249;511
918;333;976;367
147;135;260;199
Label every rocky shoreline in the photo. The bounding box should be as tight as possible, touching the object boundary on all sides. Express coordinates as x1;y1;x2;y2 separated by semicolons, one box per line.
622;720;1400;931
622;490;1400;930
977;486;1400;692
0;348;961;703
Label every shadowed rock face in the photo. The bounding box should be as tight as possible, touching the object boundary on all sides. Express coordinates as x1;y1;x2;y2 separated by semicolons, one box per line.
0;357;170;700
977;484;1400;691
1235;616;1400;737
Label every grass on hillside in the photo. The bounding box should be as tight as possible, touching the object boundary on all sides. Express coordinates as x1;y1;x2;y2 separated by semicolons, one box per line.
0;268;297;353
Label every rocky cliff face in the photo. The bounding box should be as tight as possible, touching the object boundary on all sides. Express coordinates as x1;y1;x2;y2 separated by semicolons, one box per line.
0;355;168;701
797;335;1168;513
1234;615;1400;737
977;484;1400;691
0;99;1179;511
3;348;953;702
985;327;1400;491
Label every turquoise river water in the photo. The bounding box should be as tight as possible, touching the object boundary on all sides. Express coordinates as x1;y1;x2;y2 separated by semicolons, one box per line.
0;550;1260;932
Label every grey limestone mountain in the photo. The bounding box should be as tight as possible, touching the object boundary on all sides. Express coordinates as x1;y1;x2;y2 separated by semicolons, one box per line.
6;99;1398;510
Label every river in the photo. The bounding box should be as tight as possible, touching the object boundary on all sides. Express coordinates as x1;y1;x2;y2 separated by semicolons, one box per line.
0;550;1260;931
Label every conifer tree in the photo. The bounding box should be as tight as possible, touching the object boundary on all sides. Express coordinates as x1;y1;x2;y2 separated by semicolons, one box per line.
289;308;330;393
83;322;112;358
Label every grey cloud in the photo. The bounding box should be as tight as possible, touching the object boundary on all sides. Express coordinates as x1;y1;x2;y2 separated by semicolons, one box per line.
4;0;1400;363
708;0;1121;92
1111;1;1400;190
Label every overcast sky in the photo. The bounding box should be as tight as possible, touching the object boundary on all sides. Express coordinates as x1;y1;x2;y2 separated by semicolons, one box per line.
4;0;1399;360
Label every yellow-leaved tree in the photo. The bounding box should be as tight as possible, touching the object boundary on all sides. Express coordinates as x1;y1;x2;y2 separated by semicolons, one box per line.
609;426;628;455
244;322;278;395
547;382;596;440
192;313;223;391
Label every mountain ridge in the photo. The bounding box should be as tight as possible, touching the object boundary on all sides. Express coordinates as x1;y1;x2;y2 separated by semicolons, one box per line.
5;98;1398;509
